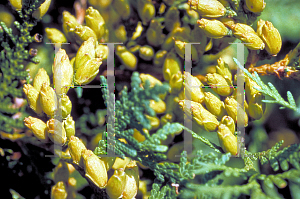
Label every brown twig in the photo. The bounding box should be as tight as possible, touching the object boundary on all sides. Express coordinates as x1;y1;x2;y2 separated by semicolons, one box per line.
74;0;87;25
248;44;300;81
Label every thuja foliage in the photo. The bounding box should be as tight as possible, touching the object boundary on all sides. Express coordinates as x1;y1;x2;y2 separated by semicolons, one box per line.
3;0;300;198
97;72;300;199
235;58;298;112
0;0;45;133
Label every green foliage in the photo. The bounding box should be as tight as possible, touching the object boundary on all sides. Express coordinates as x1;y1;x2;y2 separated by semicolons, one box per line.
97;71;300;198
0;0;45;133
246;141;300;172
234;58;298;112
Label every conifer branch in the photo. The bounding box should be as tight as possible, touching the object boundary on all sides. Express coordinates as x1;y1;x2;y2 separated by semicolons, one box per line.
234;58;298;112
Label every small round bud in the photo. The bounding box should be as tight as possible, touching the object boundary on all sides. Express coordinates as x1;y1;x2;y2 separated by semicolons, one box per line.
29;48;38;57
139;45;154;61
115;45;137;70
34;33;43;42
245;0;266;13
149;99;166;114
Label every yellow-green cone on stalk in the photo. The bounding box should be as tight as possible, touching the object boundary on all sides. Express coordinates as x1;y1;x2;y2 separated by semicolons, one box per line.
45;28;67;44
162;51;181;81
46;118;67;146
95;44;109;61
145;114;160;131
82;149;108;189
149;99;166;114
32;0;51;19
68;136;87;167
39;83;57;118
131;21;144;40
204;92;226;120
85;7;107;41
206;73;233;96
153;50;167;67
137;0;156;25
74;58;102;85
257;19;282;55
140;73;167;99
63;115;75;139
51;181;67;199
9;0;22;10
160;113;175;126
106;168;127;199
24;116;48;142
75;37;96;72
61;94;72;119
248;93;265;120
231;23;256;34
139;45;154;61
169;71;183;94
174;38;199;62
23;84;43;115
216;57;232;85
189;0;226;18
232;23;265;50
245;76;260;101
62;11;79;42
217;124;237;155
115;45;137;70
220;115;235;135
74;25;97;46
197;18;229;39
53;48;73;94
140;73;163;88
146;19;165;47
122;163;139;199
179;100;219;132
224;97;248;127
183;72;205;103
33;68;50;92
